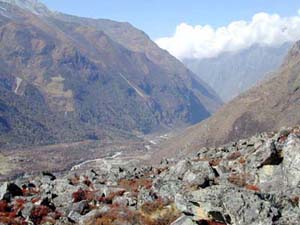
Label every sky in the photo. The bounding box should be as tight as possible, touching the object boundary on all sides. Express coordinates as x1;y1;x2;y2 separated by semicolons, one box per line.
41;0;300;60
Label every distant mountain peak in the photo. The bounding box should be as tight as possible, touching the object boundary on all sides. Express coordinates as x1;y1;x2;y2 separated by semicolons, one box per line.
0;0;50;15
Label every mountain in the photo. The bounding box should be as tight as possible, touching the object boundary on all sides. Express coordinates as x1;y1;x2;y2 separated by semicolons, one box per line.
0;0;50;15
0;0;222;147
157;41;300;160
184;43;291;101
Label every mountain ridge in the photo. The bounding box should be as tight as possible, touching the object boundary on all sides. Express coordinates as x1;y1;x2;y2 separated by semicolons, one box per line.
0;0;222;148
0;0;50;15
156;40;300;160
184;43;292;101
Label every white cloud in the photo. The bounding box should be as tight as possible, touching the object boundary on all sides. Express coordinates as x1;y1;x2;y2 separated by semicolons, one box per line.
298;9;300;15
156;12;300;60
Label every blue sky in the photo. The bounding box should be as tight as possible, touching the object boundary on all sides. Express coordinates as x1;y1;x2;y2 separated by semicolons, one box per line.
41;0;300;39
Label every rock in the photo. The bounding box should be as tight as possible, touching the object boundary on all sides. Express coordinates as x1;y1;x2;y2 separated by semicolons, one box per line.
222;189;275;225
112;196;128;207
54;217;73;225
174;194;193;214
21;201;34;219
78;207;110;225
169;160;191;180
185;186;276;225
68;210;81;223
281;135;300;187
42;171;56;181
2;192;12;202
71;200;90;215
276;198;300;225
182;161;215;187
170;215;195;225
0;182;8;200
257;134;300;193
155;180;182;200
1;126;300;225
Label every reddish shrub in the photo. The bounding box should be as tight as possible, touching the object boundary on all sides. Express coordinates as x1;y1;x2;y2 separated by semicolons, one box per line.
83;178;93;188
22;186;39;196
118;178;152;192
0;216;28;225
31;197;41;204
209;159;222;167
153;167;169;175
82;175;95;189
227;152;241;160
140;198;180;225
290;196;299;207
228;174;247;187
0;200;9;212
72;188;95;203
228;173;254;187
98;190;126;204
87;203;179;225
0;200;29;225
12;198;26;214
86;206;136;225
91;216;115;225
141;197;171;215
239;157;246;164
72;188;88;202
245;184;260;192
30;205;51;225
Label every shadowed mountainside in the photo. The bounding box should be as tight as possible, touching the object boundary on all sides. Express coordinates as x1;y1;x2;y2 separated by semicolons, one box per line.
0;0;222;148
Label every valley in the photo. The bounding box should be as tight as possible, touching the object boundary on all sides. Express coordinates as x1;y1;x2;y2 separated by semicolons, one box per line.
0;131;177;181
0;0;300;225
0;138;149;181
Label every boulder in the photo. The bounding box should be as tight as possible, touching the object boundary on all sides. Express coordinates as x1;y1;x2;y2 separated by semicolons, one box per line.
78;206;110;225
170;215;195;225
71;200;90;215
67;210;81;223
0;182;8;200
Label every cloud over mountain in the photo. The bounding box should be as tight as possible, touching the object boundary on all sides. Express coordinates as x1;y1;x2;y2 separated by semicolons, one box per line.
156;12;300;60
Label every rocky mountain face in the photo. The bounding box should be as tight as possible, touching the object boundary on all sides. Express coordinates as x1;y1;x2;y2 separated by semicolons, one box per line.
1;127;300;225
158;41;300;159
0;0;222;148
184;43;291;101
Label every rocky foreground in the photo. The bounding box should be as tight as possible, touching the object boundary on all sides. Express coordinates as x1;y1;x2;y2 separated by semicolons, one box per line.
1;127;300;225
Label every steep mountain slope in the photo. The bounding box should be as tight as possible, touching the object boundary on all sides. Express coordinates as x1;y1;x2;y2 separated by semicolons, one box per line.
49;13;221;113
0;0;222;147
158;41;300;160
184;43;291;101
